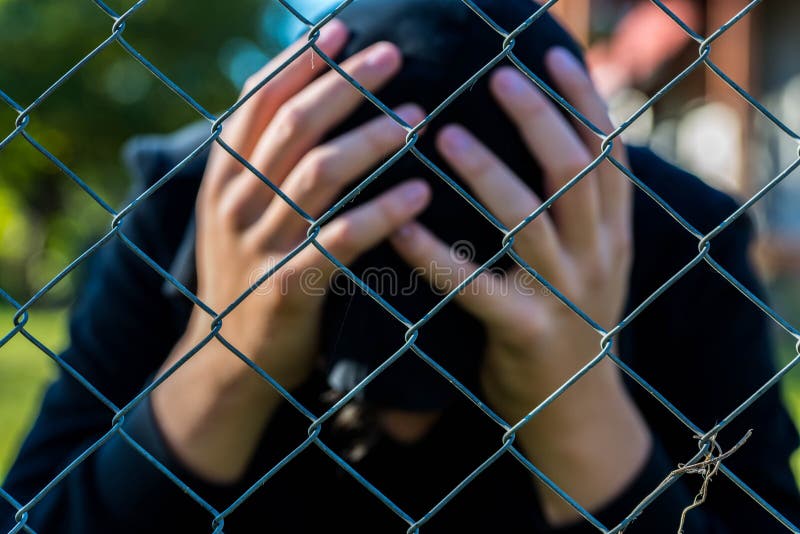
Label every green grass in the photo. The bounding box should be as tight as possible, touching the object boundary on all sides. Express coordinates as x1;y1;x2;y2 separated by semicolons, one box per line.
786;386;800;486
0;306;62;480
769;277;800;487
780;363;800;486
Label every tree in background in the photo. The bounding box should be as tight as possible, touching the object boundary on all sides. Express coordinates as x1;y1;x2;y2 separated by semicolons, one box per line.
0;0;310;304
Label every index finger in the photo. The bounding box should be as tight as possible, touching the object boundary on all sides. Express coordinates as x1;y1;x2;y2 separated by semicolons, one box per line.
545;48;622;161
206;20;349;185
294;180;431;282
545;47;631;227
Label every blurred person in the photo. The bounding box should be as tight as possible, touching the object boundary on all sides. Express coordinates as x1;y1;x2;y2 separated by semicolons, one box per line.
2;0;799;533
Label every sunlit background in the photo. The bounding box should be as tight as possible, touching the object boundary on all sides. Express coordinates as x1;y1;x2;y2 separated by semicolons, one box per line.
1;0;799;485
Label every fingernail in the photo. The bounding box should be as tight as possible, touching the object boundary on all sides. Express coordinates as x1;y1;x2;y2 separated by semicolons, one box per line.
493;67;528;96
366;42;399;70
439;125;471;155
319;19;346;43
396;104;425;126
402;181;429;208
548;47;580;73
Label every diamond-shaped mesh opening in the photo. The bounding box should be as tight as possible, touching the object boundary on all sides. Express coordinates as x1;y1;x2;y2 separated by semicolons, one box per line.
0;303;60;479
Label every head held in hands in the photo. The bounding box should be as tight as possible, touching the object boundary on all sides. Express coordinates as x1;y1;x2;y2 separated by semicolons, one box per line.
321;0;584;410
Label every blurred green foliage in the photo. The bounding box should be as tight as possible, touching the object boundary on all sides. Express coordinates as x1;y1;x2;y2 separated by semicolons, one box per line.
0;307;61;479
0;0;311;304
0;0;327;483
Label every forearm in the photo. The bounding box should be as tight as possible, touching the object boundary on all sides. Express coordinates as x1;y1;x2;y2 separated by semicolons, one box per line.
489;360;652;527
151;334;282;485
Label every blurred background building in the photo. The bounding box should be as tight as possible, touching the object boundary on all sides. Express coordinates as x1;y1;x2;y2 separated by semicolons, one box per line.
552;0;800;277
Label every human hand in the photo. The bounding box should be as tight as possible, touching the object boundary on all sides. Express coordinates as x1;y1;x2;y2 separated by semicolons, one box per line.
153;21;430;483
390;47;650;524
191;27;429;392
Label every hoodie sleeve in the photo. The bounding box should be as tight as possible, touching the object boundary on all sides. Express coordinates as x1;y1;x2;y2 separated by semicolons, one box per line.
0;126;225;533
547;148;800;533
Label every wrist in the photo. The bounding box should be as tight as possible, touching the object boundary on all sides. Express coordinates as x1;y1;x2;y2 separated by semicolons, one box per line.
491;362;651;527
170;313;285;397
151;337;283;484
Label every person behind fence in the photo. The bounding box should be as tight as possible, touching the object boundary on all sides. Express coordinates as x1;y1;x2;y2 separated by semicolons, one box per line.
3;0;799;532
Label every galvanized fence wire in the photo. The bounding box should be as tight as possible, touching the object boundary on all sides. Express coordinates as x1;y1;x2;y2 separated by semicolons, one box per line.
1;0;800;532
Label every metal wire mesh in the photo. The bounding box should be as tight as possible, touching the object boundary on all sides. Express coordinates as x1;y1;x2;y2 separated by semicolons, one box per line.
2;0;800;532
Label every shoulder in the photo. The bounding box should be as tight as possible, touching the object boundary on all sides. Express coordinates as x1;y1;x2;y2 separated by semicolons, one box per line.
116;122;210;263
628;145;746;237
122;120;211;190
628;146;753;287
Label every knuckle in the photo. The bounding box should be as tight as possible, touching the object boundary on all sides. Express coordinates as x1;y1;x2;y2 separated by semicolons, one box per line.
581;252;611;290
274;101;309;138
212;175;257;227
327;219;358;257
558;153;594;179
497;313;547;350
583;263;607;289
301;149;339;190
216;191;244;225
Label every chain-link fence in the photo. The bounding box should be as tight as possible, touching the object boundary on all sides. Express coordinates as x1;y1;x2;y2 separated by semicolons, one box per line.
2;0;800;532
